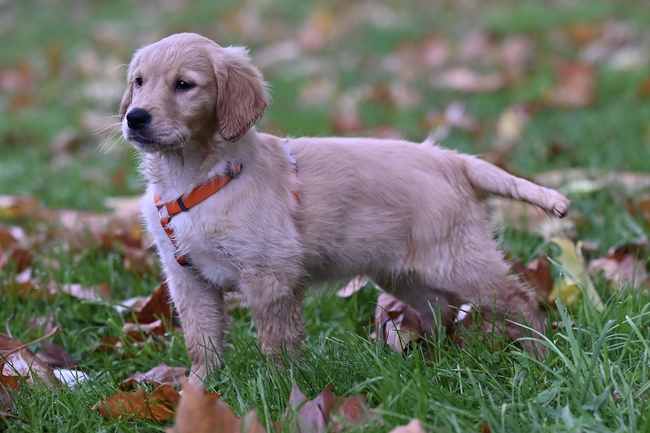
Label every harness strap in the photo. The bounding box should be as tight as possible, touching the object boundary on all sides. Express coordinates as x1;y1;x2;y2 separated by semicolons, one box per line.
154;161;241;267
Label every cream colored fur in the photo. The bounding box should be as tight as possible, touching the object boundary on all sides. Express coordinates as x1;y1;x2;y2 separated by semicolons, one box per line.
120;33;570;388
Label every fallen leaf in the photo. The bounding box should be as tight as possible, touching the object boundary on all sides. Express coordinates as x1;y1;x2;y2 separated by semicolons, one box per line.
336;276;380;298
36;342;78;368
566;22;602;48
54;282;111;301
94;382;180;421
95;323;167;357
480;420;492;433
285;382;368;433
545;60;595;108
0;196;43;220
388;419;425;433
495;104;529;149
438;68;503;93
298;7;338;51
330;111;364;134
588;242;648;290
122;319;167;338
167;378;264;433
513;255;555;306
549;237;604;311
498;36;534;83
374;293;423;353
120;363;189;389
126;283;175;325
421;35;450;68
1;344;59;387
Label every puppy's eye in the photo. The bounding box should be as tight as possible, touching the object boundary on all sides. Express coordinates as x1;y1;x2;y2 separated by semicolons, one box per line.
135;77;143;87
176;80;193;90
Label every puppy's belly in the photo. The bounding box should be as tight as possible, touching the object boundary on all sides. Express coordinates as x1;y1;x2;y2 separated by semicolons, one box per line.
184;245;240;288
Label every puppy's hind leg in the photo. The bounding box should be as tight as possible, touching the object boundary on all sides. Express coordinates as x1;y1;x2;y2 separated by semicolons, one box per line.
455;258;546;357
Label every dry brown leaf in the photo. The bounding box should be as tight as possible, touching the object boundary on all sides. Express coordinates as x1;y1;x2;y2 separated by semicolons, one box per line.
120;363;188;389
96;318;169;356
126;283;175;324
167;378;265;433
513;255;555;307
545;60;595;108
627;194;650;229
588;243;648;290
2;268;50;301
0;361;22;391
23;314;58;335
54;282;111;301
122;245;156;275
1;360;22;410
566;22;603;48
95;327;167;357
36;342;78;368
336;276;380;298
421;35;450;68
439;68;503;93
498;36;534;83
122;319;167;337
0;245;31;272
298;7;338;51
0;196;43;220
374;293;424;352
388;419;426;433
0;341;59;387
330;111;364;134
480;420;492;433
285;382;368;433
94;382;180;421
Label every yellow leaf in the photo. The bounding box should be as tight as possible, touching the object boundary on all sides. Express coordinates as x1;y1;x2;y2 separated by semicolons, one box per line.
549;237;604;311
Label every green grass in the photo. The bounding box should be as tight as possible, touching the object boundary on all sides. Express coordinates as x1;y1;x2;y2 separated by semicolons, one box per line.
1;0;650;431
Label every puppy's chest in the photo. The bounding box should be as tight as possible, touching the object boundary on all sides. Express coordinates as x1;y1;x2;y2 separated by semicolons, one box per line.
143;192;241;284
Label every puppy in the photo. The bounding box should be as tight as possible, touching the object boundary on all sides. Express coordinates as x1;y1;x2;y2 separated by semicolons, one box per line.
120;33;569;387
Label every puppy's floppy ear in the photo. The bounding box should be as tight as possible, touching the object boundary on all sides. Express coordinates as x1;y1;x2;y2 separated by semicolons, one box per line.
214;46;268;142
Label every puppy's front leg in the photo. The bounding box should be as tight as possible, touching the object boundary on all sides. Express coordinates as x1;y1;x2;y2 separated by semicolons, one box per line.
165;269;227;388
241;273;307;363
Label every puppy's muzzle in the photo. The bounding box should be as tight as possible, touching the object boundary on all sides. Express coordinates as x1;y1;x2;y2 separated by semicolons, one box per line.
126;108;151;130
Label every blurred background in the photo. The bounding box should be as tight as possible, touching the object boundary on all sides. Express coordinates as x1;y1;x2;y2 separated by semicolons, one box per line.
1;0;649;210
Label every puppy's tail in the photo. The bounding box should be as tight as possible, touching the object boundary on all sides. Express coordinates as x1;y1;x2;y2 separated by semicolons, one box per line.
460;154;569;218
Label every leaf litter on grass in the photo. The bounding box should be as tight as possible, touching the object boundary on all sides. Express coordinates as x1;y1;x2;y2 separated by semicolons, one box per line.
3;2;650;431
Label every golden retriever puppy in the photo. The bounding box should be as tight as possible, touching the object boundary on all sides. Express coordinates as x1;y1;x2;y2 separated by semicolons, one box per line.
120;33;569;387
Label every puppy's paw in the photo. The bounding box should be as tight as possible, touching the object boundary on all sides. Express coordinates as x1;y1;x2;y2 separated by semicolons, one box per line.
552;199;570;218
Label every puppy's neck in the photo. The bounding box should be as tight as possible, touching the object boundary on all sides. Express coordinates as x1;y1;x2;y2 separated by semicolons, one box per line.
140;130;256;200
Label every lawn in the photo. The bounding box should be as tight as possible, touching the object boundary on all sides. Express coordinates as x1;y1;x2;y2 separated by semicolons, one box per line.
1;0;650;431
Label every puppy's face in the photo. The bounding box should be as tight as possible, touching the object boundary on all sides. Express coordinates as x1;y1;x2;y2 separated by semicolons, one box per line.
120;33;268;153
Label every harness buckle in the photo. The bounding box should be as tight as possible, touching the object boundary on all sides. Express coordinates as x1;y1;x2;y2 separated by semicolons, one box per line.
226;161;242;179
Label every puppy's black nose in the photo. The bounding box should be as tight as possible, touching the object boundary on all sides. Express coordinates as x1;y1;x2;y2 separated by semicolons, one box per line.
126;108;151;130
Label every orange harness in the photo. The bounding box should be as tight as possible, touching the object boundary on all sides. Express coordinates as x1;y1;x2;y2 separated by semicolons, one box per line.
154;144;298;267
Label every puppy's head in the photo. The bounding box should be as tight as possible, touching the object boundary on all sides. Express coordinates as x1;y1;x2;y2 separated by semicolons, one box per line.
120;33;268;153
